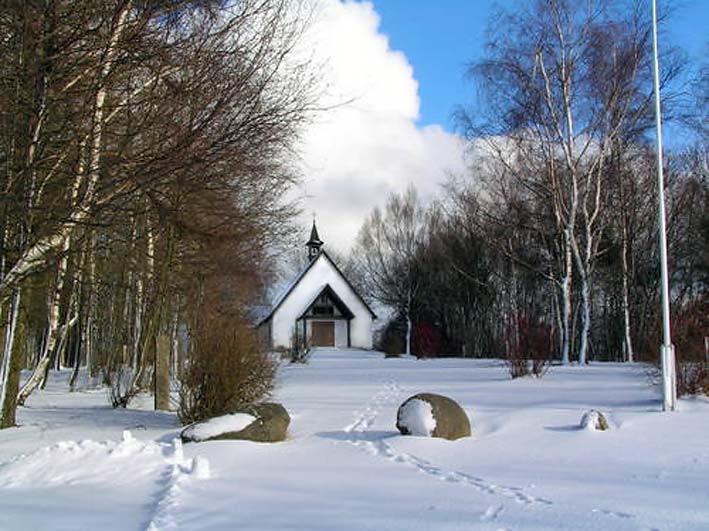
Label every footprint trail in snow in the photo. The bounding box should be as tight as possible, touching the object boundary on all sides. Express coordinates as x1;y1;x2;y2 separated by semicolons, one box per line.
141;433;211;531
342;380;552;520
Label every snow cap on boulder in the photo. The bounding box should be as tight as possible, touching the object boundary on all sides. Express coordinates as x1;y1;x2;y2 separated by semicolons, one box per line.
580;409;610;431
181;413;257;443
396;393;471;440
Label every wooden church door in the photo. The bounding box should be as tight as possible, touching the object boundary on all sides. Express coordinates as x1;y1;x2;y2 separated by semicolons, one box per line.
311;321;335;347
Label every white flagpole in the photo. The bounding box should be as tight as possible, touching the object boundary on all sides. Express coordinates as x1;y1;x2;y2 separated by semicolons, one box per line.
651;0;677;412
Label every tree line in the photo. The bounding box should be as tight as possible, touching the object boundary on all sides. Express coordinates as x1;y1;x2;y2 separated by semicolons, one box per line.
0;0;315;427
354;0;706;384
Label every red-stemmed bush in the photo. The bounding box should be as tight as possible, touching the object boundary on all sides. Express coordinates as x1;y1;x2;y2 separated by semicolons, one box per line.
503;313;552;378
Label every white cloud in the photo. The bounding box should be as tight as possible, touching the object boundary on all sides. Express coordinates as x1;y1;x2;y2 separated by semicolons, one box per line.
295;0;466;252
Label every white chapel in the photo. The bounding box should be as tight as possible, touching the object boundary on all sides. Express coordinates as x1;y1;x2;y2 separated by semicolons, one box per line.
257;222;376;350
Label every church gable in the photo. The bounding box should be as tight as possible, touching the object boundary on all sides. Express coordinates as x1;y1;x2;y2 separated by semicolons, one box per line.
260;250;375;327
272;251;373;320
298;284;355;320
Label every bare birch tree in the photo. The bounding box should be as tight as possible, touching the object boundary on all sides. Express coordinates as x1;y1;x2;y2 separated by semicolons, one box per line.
354;186;427;356
459;0;681;363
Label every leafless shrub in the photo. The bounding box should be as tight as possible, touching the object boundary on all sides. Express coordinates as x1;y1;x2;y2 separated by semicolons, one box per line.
505;353;551;379
644;298;708;397
504;314;551;379
676;361;708;396
106;364;141;408
646;358;708;397
377;319;405;358
673;299;708;396
289;331;309;363
178;317;276;425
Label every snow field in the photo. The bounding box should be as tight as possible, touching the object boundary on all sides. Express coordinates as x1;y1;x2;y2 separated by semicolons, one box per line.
0;350;707;530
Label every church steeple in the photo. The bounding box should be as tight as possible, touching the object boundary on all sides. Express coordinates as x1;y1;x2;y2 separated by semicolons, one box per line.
306;220;323;260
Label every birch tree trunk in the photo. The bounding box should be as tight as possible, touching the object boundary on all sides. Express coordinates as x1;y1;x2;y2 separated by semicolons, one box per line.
405;287;413;356
170;302;180;377
69;248;90;390
0;289;22;427
43;311;78;389
577;278;591;365
84;235;97;376
550;276;563;361
560;232;573;364
17;235;72;404
405;311;412;357
128;216;155;393
621;224;634;362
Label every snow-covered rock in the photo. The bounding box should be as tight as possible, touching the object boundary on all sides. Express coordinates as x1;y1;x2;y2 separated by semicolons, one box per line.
580;409;610;431
181;403;290;443
396;393;471;440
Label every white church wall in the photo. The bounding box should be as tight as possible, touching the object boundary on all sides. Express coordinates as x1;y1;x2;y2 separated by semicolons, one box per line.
270;254;373;349
334;320;348;347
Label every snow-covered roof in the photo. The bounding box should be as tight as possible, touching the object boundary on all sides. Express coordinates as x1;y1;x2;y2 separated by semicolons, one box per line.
245;304;272;326
257;251;376;326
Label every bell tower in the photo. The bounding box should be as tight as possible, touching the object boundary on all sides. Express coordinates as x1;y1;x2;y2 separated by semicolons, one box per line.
306;219;323;261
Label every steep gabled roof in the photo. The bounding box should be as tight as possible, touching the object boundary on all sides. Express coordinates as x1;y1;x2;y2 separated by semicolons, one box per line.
257;251;376;326
296;284;355;320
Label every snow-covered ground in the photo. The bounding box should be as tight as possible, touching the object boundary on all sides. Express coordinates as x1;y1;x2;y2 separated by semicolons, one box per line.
1;349;708;530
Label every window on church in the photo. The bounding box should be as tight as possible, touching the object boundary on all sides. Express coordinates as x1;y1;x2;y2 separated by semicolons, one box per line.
313;305;334;316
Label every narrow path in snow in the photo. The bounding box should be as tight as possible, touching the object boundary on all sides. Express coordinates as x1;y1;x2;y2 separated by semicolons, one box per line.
341;380;553;522
143;437;210;531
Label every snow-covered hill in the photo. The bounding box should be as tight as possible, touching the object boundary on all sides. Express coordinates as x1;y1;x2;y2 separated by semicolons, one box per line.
1;350;707;530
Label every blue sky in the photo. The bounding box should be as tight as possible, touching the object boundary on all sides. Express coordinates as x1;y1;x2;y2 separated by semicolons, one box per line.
297;0;706;248
373;0;708;132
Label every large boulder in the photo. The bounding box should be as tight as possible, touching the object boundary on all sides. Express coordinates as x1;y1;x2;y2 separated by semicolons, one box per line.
181;402;290;443
396;393;471;441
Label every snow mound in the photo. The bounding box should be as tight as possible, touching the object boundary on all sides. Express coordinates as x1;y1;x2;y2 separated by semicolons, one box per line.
580;409;610;431
181;413;257;442
397;398;436;436
0;432;164;488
